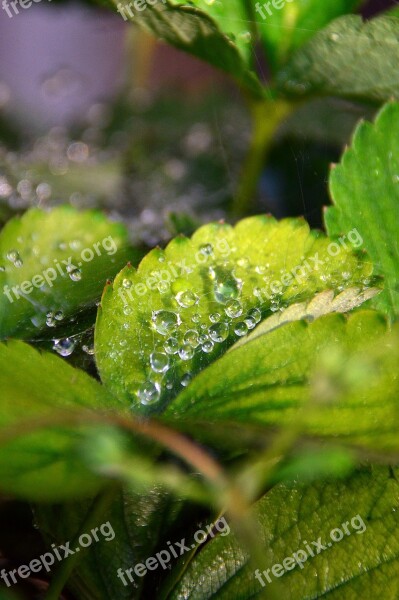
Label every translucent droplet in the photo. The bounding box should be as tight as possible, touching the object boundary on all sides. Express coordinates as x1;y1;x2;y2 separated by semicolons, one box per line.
181;373;192;387
6;249;22;267
209;312;220;323
342;271;351;280
237;257;249;268
175;290;199;308
198;334;209;344
152;310;181;335
234;322;248;337
209;322;229;343
164;337;179;355
212;268;241;304
137;381;160;406
255;265;266;275
192;313;200;323
157;281;170;294
199;243;213;256
123;305;132;315
248;307;262;324
225;299;242;318
69;268;82;282
82;344;95;355
184;329;199;348
122;278;132;289
201;340;214;353
54;310;64;321
150;352;169;373
179;344;194;361
53;338;76;356
244;316;256;330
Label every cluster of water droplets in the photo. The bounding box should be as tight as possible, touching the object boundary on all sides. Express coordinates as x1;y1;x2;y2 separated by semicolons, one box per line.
131;243;268;407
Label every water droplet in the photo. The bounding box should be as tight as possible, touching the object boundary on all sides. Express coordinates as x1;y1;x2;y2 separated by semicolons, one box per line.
6;249;22;267
82;344;95;355
175;290;199;308
179;344;194;361
164;337;179;355
157;281;170;294
184;329;199;348
225;299;242;318
122;278;132;289
181;373;192;387
192;313;200;323
209;322;229;343
198;334;209;344
150;352;169;373
53;338;76;356
199;243;213;256
69;268;82;282
201;340;214;353
341;271;351;280
137;381;160;406
238;31;252;43
54;310;64;321
255;265;266;275
234;322;248;337
211;267;241;304
237;257;249;268
123;305;132;315
248;307;262;324
152;310;181;335
209;312;220;323
244;316;256;330
329;32;340;42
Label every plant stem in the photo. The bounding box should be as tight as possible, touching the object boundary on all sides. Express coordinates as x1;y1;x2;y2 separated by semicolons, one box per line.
232;98;293;217
44;484;118;600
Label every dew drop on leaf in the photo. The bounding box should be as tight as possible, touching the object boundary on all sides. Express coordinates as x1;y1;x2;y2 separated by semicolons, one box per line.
150;352;169;373
136;381;161;406
152;310;181;335
53;338;76;356
209;322;229;343
175;290;199;308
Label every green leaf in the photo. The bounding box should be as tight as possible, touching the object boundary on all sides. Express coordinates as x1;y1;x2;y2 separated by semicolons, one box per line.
0;340;121;501
0;207;137;339
254;0;362;71
326;101;399;319
165;311;399;455
95;216;375;414
277;15;399;103
167;466;399;599
109;0;264;98
36;487;183;600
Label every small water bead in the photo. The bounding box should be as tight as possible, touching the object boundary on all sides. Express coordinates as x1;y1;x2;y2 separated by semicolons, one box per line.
7;249;23;267
201;340;214;353
213;273;241;304
199;243;213;256
248;307;262;324
54;310;64;321
164;337;179;355
255;265;266;275
234;322;248;337
225;299;242;318
119;339;128;347
179;344;194;361
122;278;132;289
150;352;169;373
157;281;170;294
329;32;340;42
53;337;76;356
137;381;160;406
123;305;132;316
152;310;181;335
192;313;200;324
181;373;192;387
209;312;220;323
184;329;199;348
175;290;199;308
198;334;209;344
270;303;280;313
46;311;56;327
69;268;82;282
82;344;95;355
244;316;256;330
209;322;229;343
341;271;351;280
